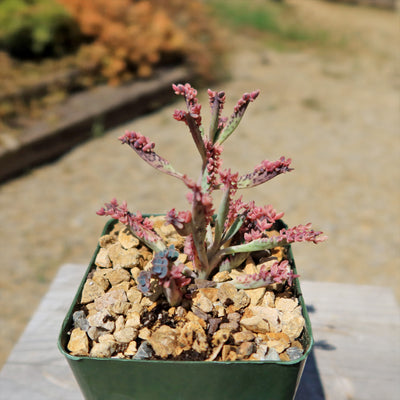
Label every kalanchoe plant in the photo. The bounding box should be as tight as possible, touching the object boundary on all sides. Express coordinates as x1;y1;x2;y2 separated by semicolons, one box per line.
97;83;326;306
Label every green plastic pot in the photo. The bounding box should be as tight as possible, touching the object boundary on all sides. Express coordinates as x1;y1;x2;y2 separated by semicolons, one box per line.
58;218;313;400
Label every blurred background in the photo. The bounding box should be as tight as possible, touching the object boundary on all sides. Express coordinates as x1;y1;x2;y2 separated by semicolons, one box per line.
0;0;398;368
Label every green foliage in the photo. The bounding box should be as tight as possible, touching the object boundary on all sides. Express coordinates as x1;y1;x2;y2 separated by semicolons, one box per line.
206;0;329;46
0;0;80;60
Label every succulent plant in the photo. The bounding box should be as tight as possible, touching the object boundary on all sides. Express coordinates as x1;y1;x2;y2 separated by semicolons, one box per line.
97;83;326;305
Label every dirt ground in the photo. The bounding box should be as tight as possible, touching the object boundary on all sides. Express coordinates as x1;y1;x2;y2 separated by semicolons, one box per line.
0;0;398;367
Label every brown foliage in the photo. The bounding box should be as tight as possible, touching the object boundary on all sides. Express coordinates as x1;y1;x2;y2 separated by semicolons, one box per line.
57;0;222;84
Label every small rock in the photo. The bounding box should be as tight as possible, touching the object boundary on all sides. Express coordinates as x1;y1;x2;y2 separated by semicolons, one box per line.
255;343;269;359
114;327;138;343
237;342;255;359
177;320;208;355
108;243;141;268
240;316;270;334
218;283;237;305
279;352;291;362
275;297;298;313
291;340;303;350
81;279;105;304
87;326;107;341
264;348;280;361
90;340;117;358
106;268;131;286
192;291;214;313
92;270;110;291
191;306;209;321
132;341;153;360
227;312;241;323
140;297;155;308
118;228;139;249
250;305;281;333
232;290;250;310
208;318;222;335
198;287;219;302
242;307;255;319
243;257;258;274
115;315;125;332
67;328;89;356
261;291;275;308
148;325;178;358
125;311;141;329
127;287;143;304
281;313;305;341
129;303;145;316
87;310;115;332
245;287;266;306
221;345;237;361
124;341;138;356
99;234;116;248
86;302;97;314
175;306;187;320
130;267;141;283
233;331;255;345
138;327;151;340
73;310;89;332
213;302;226;318
264;332;291;354
212;270;231;283
95;248;112;268
94;288;127;312
110;300;131;316
185;311;207;328
286;346;304;361
113;281;131;293
219;321;239;331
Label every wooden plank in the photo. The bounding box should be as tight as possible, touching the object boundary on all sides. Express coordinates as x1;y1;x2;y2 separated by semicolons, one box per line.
0;265;399;399
296;281;400;400
0;264;84;400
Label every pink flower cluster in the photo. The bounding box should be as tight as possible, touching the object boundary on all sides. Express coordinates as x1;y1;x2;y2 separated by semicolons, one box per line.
205;140;223;187
278;223;327;244
166;208;192;235
233;90;260;115
236;260;298;288
96;198;157;243
240;203;284;242
172;83;202;126
255;157;292;175
118;131;155;152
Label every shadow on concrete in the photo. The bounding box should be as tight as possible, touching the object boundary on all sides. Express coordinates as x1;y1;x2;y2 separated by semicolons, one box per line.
296;349;326;400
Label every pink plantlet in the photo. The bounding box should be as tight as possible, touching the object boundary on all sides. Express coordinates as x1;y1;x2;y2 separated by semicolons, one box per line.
233;90;260;115
172;83;202;126
278;224;327;244
219;168;239;192
166;209;192;236
97;198;164;252
119;131;155;152
229;260;299;290
205;140;223;187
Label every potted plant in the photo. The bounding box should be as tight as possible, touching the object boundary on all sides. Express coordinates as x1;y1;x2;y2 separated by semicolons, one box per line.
58;83;326;400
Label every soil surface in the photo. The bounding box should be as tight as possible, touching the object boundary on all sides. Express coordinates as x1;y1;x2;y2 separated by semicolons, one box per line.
0;0;398;367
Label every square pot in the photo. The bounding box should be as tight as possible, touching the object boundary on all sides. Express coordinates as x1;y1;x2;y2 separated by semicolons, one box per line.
58;219;313;400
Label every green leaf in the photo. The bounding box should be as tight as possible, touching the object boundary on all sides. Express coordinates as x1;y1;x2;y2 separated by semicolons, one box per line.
221;237;281;255
221;215;244;244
